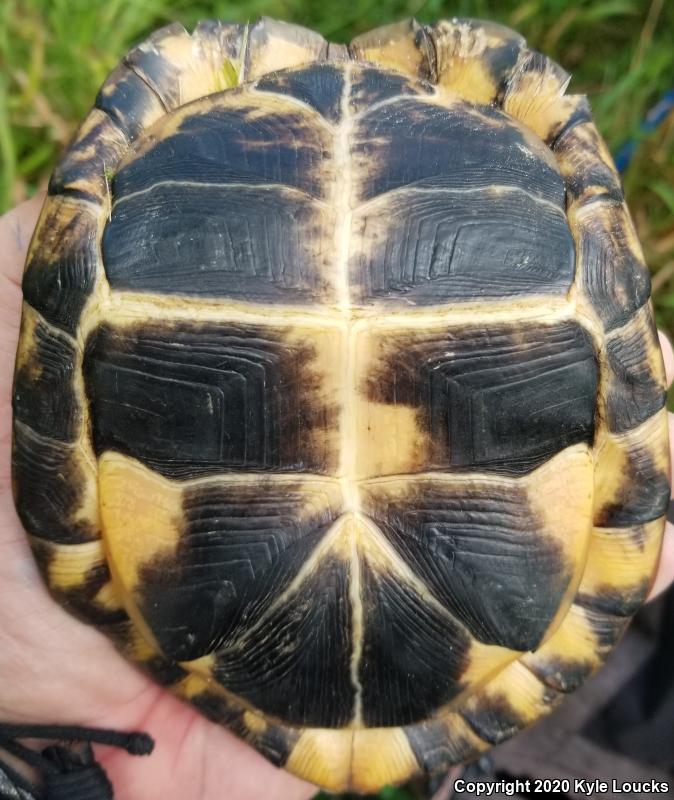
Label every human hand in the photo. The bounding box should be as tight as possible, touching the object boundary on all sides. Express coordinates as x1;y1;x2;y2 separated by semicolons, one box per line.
0;197;317;800
1;197;673;799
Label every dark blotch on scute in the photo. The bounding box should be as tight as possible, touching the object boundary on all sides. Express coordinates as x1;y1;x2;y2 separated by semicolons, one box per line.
581;606;630;652
359;562;469;727
460;694;527;745
524;656;594;694
123;28;188;111
548;98;592;148
22;207;98;335
349;91;576;305
363;484;570;652
13;321;79;442
594;445;670;527
103;183;329;302
189;693;297;767
111;101;329;200
353;97;566;205
404;720;475;774
29;538;127;628
366;320;597;475
576;579;650;618
211;556;355;728
13;422;98;544
48;113;125;204
565;169;624;207
134;480;337;662
574;199;652;333
249;725;298;768
446;18;524;85
352;173;575;305
189;692;248;734
348;66;431;114
95;64;164;141
83;322;338;478
256;64;345;124
604;318;666;434
142;657;189;687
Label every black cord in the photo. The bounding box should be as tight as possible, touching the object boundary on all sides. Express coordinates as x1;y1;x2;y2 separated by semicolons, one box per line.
0;727;153;757
0;723;154;800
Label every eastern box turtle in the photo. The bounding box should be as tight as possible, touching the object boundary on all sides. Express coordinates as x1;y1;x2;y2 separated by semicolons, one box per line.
11;16;671;794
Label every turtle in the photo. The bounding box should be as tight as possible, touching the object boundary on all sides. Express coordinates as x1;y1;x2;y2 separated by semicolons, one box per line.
11;15;671;794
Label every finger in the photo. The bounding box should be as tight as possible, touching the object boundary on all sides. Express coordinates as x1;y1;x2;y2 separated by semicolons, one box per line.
646;411;674;601
0;195;46;488
658;331;674;387
0;193;45;285
0;194;45;350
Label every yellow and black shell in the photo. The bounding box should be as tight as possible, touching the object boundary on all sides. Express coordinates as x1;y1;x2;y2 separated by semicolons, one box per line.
12;16;671;793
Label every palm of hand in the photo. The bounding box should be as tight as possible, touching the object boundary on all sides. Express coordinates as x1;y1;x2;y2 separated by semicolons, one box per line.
0;198;672;800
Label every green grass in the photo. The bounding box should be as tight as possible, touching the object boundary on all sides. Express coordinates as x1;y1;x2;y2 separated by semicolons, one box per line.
1;3;673;798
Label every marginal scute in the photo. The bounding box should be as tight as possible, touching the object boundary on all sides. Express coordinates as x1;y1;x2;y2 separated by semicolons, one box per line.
124;21;246;109
13;307;80;442
285;729;353;792
576;580;651;618
193;19;246;53
520;597;627;693
579;519;664;613
13;421;100;544
522;655;593;694
501;50;583;143
593;409;670;527
427;18;524;103
403;715;486;775
580;604;630;651
48;108;128;203
603;305;667;433
570;198;651;332
553;111;624;206
96;63;167;141
350;729;421;793
22;196;100;334
180;682;300;768
244;18;327;81
284;727;424;794
29;537;127;627
350;18;435;82
460;662;560;744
